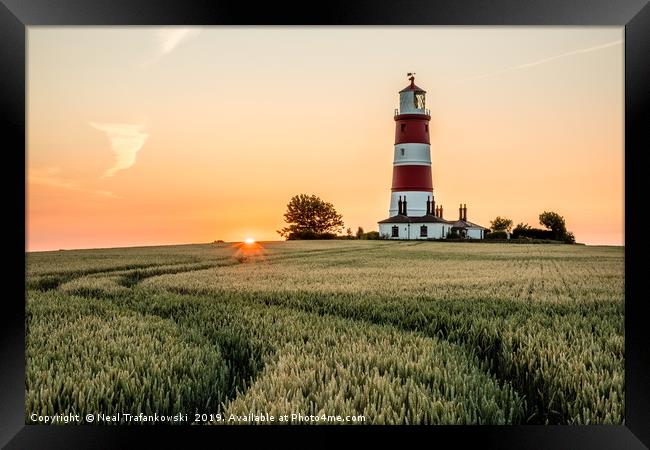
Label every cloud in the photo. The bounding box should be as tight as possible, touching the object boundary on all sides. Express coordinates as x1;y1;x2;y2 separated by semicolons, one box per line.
459;40;623;83
143;28;201;66
29;167;120;199
90;122;149;178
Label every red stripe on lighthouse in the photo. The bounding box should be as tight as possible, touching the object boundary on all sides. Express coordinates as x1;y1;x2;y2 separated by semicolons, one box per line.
391;165;433;191
394;116;430;145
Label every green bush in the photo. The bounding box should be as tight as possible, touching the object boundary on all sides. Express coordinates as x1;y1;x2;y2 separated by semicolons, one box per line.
485;231;508;240
287;230;318;240
563;232;576;244
512;227;554;240
287;230;337;240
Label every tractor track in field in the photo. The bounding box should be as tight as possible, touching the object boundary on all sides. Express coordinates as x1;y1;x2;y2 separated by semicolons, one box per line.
91;272;532;423
30;241;407;294
30;240;513;424
52;273;518;424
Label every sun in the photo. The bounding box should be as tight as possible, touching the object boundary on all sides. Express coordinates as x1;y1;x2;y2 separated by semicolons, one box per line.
244;237;255;244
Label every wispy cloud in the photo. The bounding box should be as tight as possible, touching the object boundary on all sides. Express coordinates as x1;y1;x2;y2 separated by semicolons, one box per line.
142;28;201;66
29;167;120;199
90;122;149;178
459;40;623;83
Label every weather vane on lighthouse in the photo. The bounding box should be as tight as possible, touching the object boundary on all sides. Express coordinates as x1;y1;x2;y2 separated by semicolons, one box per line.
407;72;416;84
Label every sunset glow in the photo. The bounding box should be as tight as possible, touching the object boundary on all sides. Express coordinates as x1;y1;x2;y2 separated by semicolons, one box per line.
27;27;624;251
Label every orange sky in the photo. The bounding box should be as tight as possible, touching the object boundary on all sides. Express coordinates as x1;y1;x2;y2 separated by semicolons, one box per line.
27;27;624;251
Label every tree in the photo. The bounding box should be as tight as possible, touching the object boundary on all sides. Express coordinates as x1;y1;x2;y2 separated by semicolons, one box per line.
490;216;513;232
277;194;344;240
538;211;576;243
539;211;567;240
356;227;364;239
346;227;353;238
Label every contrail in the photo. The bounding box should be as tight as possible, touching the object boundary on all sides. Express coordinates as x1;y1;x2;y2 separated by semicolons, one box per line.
459;39;623;83
142;28;201;66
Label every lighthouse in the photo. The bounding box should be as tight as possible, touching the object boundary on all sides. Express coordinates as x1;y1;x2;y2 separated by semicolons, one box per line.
378;74;488;240
389;73;433;217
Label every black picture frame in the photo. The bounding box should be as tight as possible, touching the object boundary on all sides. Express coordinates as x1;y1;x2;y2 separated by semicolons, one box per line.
2;1;648;448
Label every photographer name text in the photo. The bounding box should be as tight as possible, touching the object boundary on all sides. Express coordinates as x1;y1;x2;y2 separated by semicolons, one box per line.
29;412;366;424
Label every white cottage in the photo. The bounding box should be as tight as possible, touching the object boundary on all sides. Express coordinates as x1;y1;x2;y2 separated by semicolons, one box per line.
378;202;487;240
378;196;454;240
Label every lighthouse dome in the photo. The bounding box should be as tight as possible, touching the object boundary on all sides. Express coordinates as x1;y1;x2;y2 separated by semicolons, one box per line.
399;82;426;93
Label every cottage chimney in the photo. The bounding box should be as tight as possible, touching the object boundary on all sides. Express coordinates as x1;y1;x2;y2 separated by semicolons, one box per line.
431;197;436;216
403;196;408;216
459;204;463;221
440;205;443;218
463;204;467;221
397;196;403;215
426;196;431;215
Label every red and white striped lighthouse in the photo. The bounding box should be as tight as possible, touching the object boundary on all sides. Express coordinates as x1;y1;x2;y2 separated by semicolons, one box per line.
389;74;433;217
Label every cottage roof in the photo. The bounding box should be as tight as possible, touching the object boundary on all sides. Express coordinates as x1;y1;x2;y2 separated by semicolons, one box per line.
377;215;412;224
378;214;453;224
409;214;452;224
450;219;487;230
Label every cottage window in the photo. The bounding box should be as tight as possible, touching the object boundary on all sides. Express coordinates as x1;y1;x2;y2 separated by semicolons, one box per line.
391;226;399;238
420;225;428;237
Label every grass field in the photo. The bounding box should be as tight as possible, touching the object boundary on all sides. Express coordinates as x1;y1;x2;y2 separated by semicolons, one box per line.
25;241;624;425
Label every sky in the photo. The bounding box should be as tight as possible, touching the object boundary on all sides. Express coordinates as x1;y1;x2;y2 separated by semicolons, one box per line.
27;27;624;251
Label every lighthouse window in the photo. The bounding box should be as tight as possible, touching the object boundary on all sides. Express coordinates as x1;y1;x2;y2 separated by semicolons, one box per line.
400;124;406;132
420;225;428;237
400;148;405;156
415;92;426;109
391;226;399;238
425;124;429;132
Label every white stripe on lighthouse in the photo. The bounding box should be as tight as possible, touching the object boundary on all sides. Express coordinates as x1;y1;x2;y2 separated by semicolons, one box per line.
393;143;432;166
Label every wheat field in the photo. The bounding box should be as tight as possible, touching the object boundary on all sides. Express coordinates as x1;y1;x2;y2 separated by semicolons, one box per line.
25;241;624;424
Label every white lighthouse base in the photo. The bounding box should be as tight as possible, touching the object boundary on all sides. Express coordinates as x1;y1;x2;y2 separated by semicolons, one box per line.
389;191;435;217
